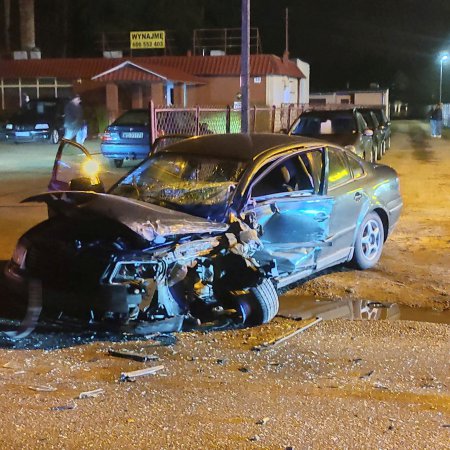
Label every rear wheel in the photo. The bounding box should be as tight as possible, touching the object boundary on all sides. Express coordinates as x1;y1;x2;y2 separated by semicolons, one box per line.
352;212;384;270
50;129;60;144
113;159;124;168
386;136;391;150
233;279;279;326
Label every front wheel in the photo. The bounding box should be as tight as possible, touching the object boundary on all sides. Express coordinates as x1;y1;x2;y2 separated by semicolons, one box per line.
233;279;279;326
352;212;384;270
50;129;60;144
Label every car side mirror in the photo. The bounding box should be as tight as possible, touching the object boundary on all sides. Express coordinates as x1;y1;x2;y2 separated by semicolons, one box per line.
363;128;374;137
70;177;105;193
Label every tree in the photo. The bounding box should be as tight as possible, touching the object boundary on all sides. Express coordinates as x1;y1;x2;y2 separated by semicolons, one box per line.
19;0;35;50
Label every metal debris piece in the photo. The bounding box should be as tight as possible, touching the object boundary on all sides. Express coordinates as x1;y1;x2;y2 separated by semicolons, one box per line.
360;370;375;379
252;317;323;351
120;365;165;382
3;279;42;340
256;417;270;425
78;388;105;399
108;349;159;362
50;402;76;411
29;385;57;392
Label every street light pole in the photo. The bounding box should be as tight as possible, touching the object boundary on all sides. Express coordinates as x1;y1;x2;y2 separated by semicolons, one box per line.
241;0;250;133
439;53;448;103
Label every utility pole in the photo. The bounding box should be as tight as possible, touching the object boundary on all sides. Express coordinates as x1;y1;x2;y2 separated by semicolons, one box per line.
241;0;250;133
285;7;289;55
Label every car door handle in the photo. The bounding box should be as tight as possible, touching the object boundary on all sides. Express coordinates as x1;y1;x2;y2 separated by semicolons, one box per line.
354;192;363;202
314;212;329;222
270;203;280;214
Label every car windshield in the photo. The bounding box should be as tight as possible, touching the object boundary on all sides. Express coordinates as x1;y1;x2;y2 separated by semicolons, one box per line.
114;110;148;126
110;152;247;220
291;114;355;136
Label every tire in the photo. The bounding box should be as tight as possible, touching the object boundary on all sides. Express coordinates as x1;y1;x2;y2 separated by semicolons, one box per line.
50;129;60;144
233;278;279;326
113;159;124;168
381;140;386;156
386;136;391;150
352;212;384;270
376;143;382;160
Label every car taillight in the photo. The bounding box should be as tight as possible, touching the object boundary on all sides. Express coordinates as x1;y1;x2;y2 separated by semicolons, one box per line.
101;132;112;142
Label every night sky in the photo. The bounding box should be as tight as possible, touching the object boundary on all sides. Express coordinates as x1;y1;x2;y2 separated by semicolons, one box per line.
3;0;450;103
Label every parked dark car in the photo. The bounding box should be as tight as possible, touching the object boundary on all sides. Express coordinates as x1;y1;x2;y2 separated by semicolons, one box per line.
357;108;384;160
101;109;150;168
4;134;402;333
288;108;377;162
4;97;68;144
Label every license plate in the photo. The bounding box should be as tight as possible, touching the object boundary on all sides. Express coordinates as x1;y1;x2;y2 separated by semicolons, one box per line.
122;132;144;139
15;131;30;137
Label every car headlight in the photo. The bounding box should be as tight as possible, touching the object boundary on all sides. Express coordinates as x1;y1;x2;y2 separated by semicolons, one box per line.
35;123;49;130
11;240;28;268
5;123;13;130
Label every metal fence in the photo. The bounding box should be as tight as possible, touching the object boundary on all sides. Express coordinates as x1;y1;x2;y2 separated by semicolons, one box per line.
148;102;389;143
149;102;309;142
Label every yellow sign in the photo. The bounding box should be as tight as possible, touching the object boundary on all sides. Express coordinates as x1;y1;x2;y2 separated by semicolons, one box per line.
130;31;165;49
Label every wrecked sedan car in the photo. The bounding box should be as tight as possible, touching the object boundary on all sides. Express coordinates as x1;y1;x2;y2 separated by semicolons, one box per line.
4;134;402;331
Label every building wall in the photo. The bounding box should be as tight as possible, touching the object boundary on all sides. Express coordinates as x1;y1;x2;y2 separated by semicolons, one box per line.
294;58;310;104
266;75;299;106
184;76;268;106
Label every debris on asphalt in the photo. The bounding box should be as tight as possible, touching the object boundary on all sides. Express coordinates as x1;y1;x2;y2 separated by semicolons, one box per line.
28;385;57;392
256;417;270;425
50;402;76;411
108;349;159;362
78;388;105;399
249;435;261;442
120;365;165;382
252;317;323;351
359;370;374;379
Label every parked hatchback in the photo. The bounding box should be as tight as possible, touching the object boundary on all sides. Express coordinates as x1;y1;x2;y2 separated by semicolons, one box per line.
100;109;150;168
4;97;68;144
357;108;384;160
288;108;376;162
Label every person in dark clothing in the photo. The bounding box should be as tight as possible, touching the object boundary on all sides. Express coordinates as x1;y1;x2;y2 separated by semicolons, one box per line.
430;103;443;138
64;94;86;144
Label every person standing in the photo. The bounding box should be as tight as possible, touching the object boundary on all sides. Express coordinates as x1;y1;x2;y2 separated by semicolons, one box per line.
430;103;443;138
64;94;86;144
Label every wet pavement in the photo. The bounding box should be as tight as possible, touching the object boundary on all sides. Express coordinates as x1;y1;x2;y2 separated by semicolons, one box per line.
278;295;450;324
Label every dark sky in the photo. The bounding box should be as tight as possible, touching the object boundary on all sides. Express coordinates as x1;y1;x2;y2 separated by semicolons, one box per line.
3;0;450;102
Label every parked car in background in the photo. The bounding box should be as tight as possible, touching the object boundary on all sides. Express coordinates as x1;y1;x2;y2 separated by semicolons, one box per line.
357;108;384;160
288;108;376;162
100;109;150;168
4;97;68;144
5;134;402;333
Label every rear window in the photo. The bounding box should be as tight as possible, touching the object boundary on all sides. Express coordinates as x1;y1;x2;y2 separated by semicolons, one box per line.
114;110;148;126
291;113;356;136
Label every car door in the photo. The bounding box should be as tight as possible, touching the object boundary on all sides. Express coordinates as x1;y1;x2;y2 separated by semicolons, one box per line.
48;138;104;192
316;146;368;270
242;148;334;278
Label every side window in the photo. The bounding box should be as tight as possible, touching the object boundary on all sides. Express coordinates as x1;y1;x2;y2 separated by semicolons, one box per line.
327;147;352;189
345;152;365;179
251;152;317;198
299;149;324;193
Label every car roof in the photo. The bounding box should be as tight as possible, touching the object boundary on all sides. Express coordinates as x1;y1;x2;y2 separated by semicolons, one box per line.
159;133;318;161
300;109;356;117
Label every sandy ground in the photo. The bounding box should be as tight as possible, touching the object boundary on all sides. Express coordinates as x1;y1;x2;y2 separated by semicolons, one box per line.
0;123;449;449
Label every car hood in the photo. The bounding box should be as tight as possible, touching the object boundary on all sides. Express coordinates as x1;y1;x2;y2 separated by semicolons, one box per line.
22;191;229;243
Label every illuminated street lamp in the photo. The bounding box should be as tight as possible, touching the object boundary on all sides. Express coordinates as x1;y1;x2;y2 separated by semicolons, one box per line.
439;52;448;103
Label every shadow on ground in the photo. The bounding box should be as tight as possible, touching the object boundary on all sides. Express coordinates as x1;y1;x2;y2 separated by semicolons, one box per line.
407;123;436;161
